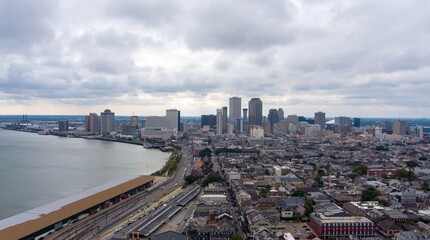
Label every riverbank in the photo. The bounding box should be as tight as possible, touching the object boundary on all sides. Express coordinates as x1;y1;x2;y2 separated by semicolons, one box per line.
0;127;174;153
0;129;170;220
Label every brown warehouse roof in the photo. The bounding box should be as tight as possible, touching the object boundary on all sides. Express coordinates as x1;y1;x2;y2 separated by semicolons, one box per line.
0;175;154;240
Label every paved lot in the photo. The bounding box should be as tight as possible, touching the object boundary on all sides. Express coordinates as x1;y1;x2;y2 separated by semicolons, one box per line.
280;221;316;239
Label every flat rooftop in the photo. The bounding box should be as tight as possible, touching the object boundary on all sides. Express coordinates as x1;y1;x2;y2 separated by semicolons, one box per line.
0;175;154;240
316;213;373;224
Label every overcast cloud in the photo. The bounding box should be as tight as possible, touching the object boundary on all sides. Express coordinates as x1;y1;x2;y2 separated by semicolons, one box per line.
0;0;429;117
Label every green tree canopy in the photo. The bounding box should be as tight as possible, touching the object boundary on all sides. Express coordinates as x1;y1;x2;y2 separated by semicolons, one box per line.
361;187;380;201
353;165;368;175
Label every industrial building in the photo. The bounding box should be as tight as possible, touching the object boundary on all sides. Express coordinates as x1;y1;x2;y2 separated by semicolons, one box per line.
0;175;154;240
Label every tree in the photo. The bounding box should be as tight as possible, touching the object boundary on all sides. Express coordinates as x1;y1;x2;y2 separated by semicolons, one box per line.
361;187;380;201
304;199;315;217
259;188;268;198
184;175;203;185
291;190;306;197
199;148;212;158
231;234;244;240
406;161;419;168
202;171;223;187
353;165;368;175
315;175;324;187
422;181;430;191
378;199;390;207
395;168;415;181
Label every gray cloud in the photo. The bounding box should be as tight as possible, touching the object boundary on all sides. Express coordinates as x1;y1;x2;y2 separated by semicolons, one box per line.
0;0;430;116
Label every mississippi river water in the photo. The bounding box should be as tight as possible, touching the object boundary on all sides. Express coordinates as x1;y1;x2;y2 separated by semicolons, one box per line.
0;129;168;220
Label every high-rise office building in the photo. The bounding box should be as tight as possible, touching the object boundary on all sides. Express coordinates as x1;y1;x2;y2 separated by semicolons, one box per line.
278;108;284;121
58;120;69;131
84;113;99;134
392;120;407;135
100;109;115;134
314;112;326;130
286;114;299;125
243;108;248;123
248;98;263;126
229;97;241;129
166;109;180;131
268;109;279;130
334;116;351;127
130;116;139;127
201;114;217;128
216;109;223;135
353;118;361;128
222;106;228;133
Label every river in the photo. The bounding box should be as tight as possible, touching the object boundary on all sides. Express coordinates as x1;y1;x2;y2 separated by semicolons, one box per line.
0;129;169;220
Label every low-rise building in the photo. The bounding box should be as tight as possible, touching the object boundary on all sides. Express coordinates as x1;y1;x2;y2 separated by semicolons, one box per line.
309;213;375;239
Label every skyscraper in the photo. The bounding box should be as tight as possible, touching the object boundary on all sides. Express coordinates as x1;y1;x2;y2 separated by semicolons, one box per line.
243;108;248;123
229;97;241;129
166;109;181;131
314;112;326;130
392;120;407;135
100;109;115;134
268;109;279;130
353;118;361;128
248;98;263;126
130;116;139;127
277;108;284;121
216;109;223;135
222;106;228;133
334;116;351;127
85;113;99;134
201;114;217;128
58;120;69;131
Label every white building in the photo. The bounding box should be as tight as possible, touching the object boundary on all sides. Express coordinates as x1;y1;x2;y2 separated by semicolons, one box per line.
141;127;176;140
145;116;166;128
249;125;264;138
166;109;180;131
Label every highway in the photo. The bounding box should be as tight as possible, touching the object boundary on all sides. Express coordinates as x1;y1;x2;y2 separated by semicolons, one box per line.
45;144;193;240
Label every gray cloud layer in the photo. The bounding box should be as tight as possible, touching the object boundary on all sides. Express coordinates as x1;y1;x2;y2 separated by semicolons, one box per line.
0;0;429;116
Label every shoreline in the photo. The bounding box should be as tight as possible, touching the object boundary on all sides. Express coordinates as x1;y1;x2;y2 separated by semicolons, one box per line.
0;127;174;221
0;127;172;152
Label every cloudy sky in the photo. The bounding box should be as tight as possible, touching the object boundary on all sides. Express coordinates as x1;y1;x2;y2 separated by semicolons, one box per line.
0;0;429;117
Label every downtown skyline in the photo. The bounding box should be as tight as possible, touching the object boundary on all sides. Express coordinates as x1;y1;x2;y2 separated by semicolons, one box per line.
1;1;430;117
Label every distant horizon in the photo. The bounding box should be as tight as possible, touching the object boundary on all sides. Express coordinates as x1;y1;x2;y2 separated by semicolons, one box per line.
1;114;430;120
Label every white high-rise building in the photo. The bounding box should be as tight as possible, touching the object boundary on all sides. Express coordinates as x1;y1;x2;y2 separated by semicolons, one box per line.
100;109;115;134
145;116;166;128
216;109;223;135
229;97;241;129
166;109;180;131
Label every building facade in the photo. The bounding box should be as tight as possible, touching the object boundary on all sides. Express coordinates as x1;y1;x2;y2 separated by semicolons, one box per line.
248;98;263;126
229;97;241;129
393;120;407;135
84;113;99;134
314;112;326;130
100;109;115;134
310;213;375;239
166;109;180;131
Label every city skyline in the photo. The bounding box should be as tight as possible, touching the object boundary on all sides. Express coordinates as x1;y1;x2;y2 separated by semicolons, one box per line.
1;1;430;117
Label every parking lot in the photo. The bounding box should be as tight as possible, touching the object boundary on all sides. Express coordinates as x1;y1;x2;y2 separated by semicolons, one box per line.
281;221;316;239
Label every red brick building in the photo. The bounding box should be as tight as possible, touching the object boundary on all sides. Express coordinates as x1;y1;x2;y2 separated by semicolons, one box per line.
309;213;375;239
